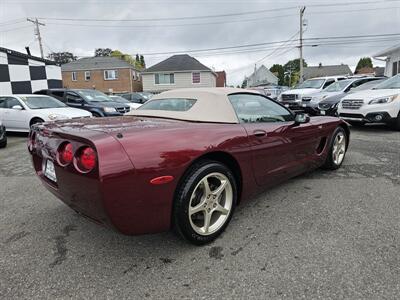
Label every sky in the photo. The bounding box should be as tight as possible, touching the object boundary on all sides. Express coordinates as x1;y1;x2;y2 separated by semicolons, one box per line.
1;0;400;86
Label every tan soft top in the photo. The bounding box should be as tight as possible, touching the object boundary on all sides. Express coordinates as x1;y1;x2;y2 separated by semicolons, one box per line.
127;87;260;123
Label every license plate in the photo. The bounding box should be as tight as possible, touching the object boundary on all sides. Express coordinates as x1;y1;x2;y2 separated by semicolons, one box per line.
320;110;326;115
302;104;307;107
44;160;57;182
284;104;289;108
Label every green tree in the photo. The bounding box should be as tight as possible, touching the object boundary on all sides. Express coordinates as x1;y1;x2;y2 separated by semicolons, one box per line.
47;52;77;65
269;64;285;86
94;48;112;57
355;57;373;72
283;58;307;87
241;77;248;88
140;55;145;68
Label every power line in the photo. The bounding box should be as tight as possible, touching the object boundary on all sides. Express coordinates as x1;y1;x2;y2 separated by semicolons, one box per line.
33;0;400;23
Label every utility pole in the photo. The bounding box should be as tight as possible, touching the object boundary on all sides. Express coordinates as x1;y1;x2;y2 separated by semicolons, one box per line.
27;18;45;58
299;6;306;83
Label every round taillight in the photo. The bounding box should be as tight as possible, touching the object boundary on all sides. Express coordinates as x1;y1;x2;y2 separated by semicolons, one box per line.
75;146;96;173
58;142;73;166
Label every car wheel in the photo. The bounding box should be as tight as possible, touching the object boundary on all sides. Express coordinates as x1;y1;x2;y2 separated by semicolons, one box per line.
173;160;237;245
30;118;44;128
0;138;6;148
322;127;348;170
389;112;400;131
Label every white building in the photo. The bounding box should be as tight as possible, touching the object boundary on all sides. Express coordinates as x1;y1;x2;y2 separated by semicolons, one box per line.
141;54;216;93
246;65;279;87
373;44;400;77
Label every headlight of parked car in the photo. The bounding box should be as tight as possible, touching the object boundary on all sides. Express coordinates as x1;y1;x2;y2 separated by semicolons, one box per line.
103;107;117;113
368;95;397;105
48;114;68;120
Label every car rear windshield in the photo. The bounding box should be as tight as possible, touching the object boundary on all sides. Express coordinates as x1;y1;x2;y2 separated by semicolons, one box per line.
296;79;325;89
324;80;352;92
77;90;113;102
20;96;67;109
138;98;196;111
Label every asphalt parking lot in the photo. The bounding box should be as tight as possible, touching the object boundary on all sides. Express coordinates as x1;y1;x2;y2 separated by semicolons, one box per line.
1;126;399;299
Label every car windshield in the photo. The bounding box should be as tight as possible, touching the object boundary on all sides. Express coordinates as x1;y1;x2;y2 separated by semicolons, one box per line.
373;74;400;89
138;98;196;111
324;79;353;92
351;79;386;92
110;96;129;103
296;79;325;89
19;96;67;109
77;90;113;102
138;92;153;100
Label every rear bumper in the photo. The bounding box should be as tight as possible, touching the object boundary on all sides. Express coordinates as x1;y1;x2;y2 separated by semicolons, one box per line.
29;128;173;235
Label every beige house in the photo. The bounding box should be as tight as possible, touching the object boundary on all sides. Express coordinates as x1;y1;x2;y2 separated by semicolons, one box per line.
61;56;142;93
141;54;216;93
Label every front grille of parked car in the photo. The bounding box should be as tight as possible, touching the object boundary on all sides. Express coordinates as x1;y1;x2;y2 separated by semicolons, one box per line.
341;99;364;109
281;94;296;101
302;97;312;102
339;113;364;119
319;102;332;109
116;107;130;114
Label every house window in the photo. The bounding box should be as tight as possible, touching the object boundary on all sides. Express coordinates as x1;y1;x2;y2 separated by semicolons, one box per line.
155;73;174;85
85;71;91;81
192;72;201;84
71;72;77;81
104;70;118;80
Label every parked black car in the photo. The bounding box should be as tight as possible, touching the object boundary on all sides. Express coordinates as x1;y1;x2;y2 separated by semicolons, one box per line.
117;92;152;104
34;89;130;117
0;121;7;148
318;78;387;116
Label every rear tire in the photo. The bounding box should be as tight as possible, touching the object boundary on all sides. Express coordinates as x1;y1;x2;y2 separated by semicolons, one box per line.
322;127;348;170
0;138;6;148
173;160;237;245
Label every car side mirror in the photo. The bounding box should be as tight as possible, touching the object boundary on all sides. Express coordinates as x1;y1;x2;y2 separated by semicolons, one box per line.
294;113;310;125
12;105;23;110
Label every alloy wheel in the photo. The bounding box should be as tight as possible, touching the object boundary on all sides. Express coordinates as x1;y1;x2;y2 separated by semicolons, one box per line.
332;132;346;165
188;172;233;236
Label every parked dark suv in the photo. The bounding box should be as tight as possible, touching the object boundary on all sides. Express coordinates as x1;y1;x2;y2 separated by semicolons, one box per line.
34;89;130;117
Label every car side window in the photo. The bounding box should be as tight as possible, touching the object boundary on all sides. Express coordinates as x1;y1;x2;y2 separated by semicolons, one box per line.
51;91;65;100
4;97;21;109
228;94;294;123
323;79;335;89
66;92;83;104
0;97;7;108
131;94;143;103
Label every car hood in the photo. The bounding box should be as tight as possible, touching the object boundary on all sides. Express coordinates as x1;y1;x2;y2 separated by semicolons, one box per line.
319;93;347;104
282;88;320;95
35;107;92;117
341;89;400;102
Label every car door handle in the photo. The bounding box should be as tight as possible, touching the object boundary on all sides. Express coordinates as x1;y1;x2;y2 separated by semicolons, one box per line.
253;129;267;137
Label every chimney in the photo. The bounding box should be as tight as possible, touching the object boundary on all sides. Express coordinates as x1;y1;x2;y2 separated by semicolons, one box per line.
25;47;31;56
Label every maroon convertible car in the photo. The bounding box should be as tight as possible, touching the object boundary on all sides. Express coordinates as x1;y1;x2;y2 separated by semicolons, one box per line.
29;88;349;245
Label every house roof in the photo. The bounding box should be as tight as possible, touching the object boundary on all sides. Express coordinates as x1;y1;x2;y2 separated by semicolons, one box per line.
143;54;212;73
0;47;58;65
303;64;352;80
373;43;400;57
247;65;278;86
61;56;137;71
